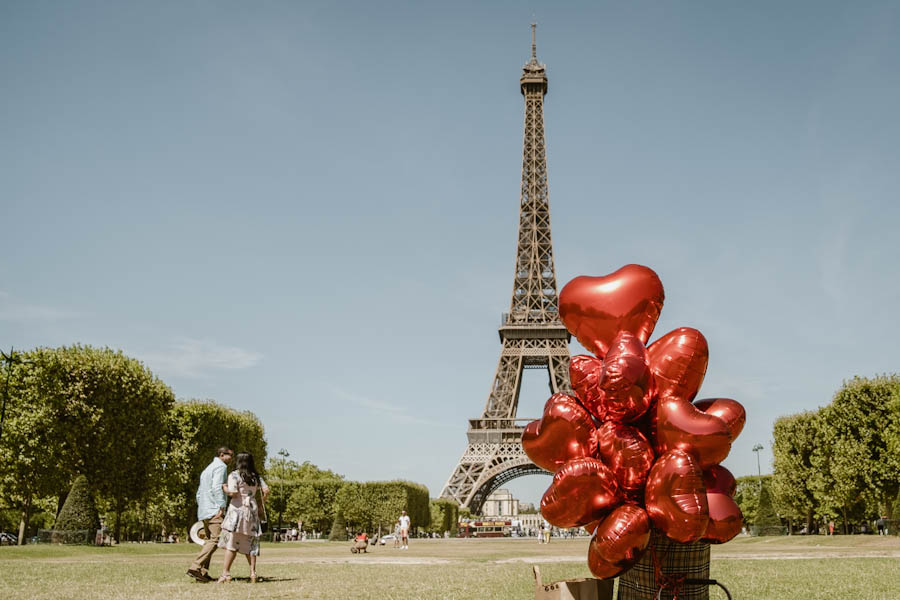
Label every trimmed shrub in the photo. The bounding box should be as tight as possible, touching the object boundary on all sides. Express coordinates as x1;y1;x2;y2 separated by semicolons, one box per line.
55;476;100;533
752;484;784;536
328;509;347;541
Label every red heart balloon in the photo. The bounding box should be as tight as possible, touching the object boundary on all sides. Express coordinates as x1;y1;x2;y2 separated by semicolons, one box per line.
594;421;655;502
647;328;709;402
656;395;732;467
693;398;746;441
569;354;604;414
645;449;709;543
703;465;737;497
587;504;651;579
596;331;654;422
540;457;619;528
702;492;743;544
559;265;665;358
522;394;598;473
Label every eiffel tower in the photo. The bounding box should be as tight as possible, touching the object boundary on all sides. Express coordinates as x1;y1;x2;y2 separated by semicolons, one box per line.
440;25;572;514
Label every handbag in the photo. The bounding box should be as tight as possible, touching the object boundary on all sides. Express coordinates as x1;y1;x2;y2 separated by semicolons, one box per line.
257;488;269;534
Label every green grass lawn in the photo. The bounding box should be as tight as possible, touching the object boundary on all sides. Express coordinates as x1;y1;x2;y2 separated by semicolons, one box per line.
1;535;898;599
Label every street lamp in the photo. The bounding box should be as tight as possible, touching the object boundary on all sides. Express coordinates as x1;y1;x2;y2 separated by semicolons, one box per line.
277;448;290;531
752;444;764;491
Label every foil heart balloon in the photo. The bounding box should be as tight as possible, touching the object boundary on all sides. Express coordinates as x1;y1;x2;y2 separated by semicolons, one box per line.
587;504;651;579
593;331;654;422
594;421;655;501
656;395;732;467
645;449;709;543
703;465;737;497
523;394;598;472
569;354;604;413
559;265;665;358
647;328;709;402
540;457;620;528
702;492;743;544
693;398;746;441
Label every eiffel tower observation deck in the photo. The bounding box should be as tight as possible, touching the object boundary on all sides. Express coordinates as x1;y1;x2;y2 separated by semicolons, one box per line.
440;25;572;514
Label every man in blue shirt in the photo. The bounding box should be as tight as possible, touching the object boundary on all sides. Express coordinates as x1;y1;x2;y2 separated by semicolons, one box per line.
187;447;233;582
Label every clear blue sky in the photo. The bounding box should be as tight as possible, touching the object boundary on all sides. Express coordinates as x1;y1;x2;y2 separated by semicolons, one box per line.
2;1;899;505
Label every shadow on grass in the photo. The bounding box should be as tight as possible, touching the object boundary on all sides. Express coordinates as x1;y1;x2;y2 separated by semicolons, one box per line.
229;577;298;583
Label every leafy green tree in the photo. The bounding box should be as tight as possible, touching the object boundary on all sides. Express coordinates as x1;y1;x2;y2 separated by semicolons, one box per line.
11;346;175;540
809;377;900;532
772;411;820;531
267;459;344;530
54;475;100;533
0;351;69;544
286;480;344;533
429;499;458;535
734;475;771;527
163;400;267;530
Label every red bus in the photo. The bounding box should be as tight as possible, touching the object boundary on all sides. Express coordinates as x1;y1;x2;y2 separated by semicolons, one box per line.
458;520;512;538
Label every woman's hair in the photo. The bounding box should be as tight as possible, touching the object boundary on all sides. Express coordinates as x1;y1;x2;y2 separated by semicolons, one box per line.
234;452;260;486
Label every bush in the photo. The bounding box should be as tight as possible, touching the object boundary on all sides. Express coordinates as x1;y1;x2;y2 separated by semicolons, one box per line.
38;529;95;545
752;484;784;536
328;509;347;541
55;476;100;533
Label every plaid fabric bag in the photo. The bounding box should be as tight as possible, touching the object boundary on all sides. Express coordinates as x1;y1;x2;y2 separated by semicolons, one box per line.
617;529;710;600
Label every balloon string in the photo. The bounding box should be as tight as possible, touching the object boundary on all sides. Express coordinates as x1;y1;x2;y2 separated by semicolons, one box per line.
649;544;686;600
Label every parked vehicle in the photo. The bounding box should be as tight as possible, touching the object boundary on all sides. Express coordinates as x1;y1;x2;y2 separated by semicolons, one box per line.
0;532;18;545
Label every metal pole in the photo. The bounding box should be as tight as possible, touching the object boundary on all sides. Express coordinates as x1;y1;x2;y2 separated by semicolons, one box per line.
752;444;764;492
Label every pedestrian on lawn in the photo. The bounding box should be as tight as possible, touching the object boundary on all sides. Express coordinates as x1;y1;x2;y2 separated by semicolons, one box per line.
187;447;233;582
217;452;269;583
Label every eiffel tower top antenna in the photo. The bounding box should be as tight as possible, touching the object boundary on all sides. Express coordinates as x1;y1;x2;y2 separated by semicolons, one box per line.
531;22;537;61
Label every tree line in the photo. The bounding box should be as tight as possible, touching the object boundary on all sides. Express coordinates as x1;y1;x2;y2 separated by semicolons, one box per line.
766;375;900;534
0;345;267;542
265;458;458;538
0;344;455;544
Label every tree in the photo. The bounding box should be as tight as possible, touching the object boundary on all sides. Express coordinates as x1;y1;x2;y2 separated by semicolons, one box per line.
734;475;770;527
11;346;175;540
428;499;459;535
286;480;344;533
54;475;100;533
163;400;267;531
267;459;344;531
0;350;69;544
810;377;900;532
772;411;820;532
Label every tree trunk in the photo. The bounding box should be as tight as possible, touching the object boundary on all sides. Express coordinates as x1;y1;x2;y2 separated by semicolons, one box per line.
885;493;894;520
841;506;848;535
17;494;32;546
806;508;814;534
141;501;148;542
114;496;124;542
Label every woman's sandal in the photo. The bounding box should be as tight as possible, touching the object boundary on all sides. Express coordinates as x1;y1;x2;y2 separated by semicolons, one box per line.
216;574;232;584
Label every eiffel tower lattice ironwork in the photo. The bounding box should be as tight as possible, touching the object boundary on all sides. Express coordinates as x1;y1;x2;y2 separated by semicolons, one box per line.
440;25;572;514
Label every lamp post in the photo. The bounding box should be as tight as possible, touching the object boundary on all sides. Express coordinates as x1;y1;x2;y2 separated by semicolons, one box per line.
752;444;764;492
277;448;290;532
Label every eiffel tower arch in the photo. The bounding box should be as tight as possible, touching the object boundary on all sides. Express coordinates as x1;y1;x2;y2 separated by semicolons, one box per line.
440;25;572;514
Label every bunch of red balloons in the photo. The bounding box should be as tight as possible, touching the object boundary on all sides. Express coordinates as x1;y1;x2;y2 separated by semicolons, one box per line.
522;264;745;579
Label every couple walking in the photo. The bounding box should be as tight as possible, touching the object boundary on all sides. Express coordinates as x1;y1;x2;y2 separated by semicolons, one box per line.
187;447;270;583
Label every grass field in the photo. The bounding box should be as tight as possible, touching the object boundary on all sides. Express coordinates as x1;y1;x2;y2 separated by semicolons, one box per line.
1;535;899;599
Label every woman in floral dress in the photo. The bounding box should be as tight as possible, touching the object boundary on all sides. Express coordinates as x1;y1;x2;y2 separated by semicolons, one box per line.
217;452;269;583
